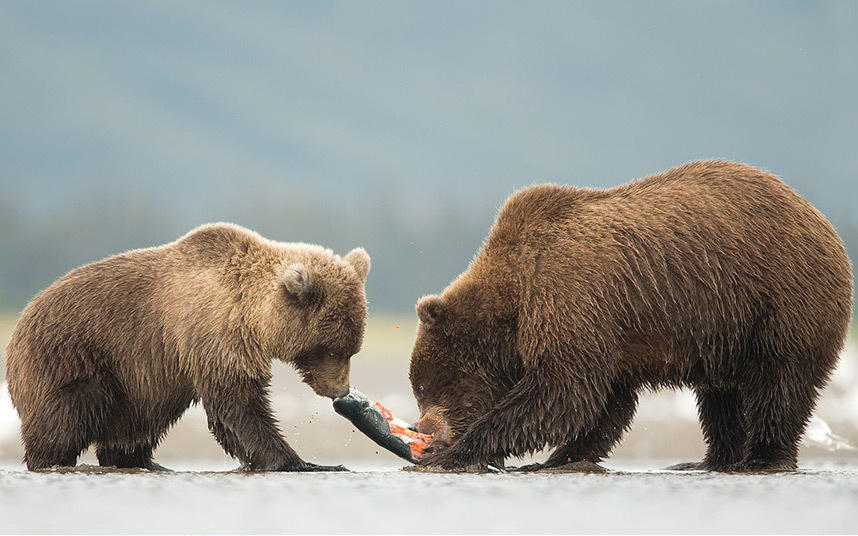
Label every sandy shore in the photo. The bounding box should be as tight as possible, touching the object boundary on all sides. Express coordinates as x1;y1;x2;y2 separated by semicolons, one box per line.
1;460;857;533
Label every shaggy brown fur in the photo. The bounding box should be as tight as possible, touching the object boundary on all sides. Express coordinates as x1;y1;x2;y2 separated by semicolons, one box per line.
6;223;371;471
409;160;853;472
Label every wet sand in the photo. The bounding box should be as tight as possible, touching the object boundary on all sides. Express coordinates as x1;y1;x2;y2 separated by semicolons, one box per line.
1;460;856;534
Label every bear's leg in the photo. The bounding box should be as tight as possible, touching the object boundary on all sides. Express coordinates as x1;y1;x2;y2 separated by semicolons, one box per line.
553;382;638;464
667;386;746;471
21;379;109;470
207;416;250;464
697;386;746;470
200;374;346;472
517;382;638;472
740;370;819;472
420;360;619;470
23;433;83;471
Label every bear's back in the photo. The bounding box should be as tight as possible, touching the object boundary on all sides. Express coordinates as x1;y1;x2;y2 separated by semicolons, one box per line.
487;161;848;277
6;245;171;381
477;160;851;367
4;227;250;393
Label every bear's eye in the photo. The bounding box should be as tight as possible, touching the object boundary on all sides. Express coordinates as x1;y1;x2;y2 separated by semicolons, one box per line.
418;384;425;393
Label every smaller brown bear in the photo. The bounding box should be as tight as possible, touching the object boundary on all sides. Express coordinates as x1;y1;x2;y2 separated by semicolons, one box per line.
6;223;370;471
409;161;853;473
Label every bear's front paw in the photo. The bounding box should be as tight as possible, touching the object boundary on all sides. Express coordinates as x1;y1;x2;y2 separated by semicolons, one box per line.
664;461;705;471
405;462;494;474
510;462;543;473
300;462;349;472
279;462;348;472
242;459;349;472
511;460;608;473
416;448;486;473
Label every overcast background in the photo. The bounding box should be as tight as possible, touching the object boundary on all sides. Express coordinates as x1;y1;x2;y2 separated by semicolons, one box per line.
1;1;856;466
1;0;856;311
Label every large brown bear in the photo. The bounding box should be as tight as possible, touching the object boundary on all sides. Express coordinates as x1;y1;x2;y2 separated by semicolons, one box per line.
410;160;853;472
6;223;370;471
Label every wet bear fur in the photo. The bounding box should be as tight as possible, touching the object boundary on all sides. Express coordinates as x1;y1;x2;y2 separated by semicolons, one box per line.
6;223;370;471
409;160;853;472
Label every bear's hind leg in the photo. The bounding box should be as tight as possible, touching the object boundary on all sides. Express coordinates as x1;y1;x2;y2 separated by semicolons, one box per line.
695;386;746;471
739;365;821;472
23;436;83;471
21;379;110;471
667;386;745;471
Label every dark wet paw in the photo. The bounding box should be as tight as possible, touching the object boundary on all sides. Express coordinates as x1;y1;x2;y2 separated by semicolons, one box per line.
298;462;349;472
35;464;115;474
147;462;172;472
511;460;607;474
416;451;456;470
737;461;797;474
538;461;609;474
665;461;752;473
510;462;544;473
245;461;349;472
404;463;493;474
664;461;705;471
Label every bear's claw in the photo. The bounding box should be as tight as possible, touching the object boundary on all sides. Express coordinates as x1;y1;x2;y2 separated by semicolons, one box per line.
295;462;349;472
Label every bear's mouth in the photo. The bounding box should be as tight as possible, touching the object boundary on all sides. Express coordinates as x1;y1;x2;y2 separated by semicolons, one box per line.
291;349;351;399
413;406;454;445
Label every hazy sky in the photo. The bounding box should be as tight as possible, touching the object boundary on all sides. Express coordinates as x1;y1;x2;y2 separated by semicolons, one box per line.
1;1;856;309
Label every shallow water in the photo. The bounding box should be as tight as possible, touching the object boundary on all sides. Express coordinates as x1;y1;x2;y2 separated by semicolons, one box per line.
1;460;857;534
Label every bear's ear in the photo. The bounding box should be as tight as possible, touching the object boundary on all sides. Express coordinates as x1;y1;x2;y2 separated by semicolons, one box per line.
417;295;446;326
281;263;317;301
344;247;371;281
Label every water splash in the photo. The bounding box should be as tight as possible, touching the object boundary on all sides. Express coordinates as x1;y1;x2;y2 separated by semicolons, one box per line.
1;382;21;443
803;414;855;451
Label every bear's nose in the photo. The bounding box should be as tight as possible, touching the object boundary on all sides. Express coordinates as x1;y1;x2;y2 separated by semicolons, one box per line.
407;423;418;432
332;385;350;399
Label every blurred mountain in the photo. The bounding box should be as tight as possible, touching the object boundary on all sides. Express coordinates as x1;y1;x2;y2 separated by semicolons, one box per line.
1;1;856;311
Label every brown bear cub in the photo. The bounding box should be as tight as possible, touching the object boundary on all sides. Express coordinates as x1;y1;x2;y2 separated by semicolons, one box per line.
410;160;853;472
6;223;371;471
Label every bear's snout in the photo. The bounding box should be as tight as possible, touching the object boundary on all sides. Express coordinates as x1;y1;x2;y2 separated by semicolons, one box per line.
297;352;352;399
413;406;451;444
331;385;350;399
